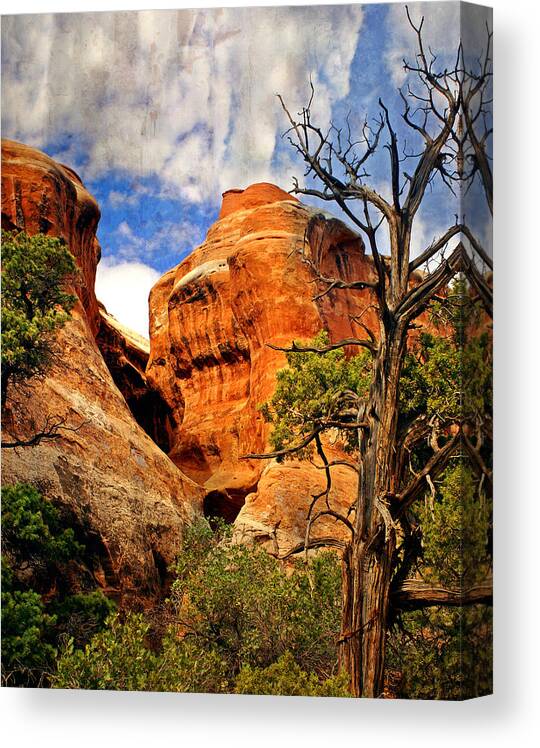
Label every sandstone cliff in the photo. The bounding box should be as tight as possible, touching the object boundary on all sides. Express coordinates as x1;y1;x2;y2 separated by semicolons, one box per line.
146;183;375;553
1;140;203;604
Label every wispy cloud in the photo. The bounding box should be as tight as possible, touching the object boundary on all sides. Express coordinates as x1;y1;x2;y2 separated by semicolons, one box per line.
111;218;204;264
2;6;364;205
107;185;154;209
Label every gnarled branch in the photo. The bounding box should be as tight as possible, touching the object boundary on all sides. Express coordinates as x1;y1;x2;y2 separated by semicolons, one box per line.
1;417;88;449
267;337;376;356
391;576;493;609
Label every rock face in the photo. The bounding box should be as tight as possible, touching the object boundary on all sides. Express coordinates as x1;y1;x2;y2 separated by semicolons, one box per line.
1;139;102;334
1;140;203;605
0;138;423;565
232;444;357;556
147;182;377;550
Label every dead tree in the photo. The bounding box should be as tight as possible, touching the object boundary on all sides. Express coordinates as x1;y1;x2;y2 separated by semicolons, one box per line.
247;8;493;697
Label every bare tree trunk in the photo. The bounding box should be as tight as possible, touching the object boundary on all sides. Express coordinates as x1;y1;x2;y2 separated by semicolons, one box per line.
340;538;396;697
339;323;406;697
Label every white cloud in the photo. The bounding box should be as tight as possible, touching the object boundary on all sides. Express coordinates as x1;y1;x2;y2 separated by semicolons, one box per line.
2;6;364;204
95;258;160;338
117;221;134;239
410;213;442;261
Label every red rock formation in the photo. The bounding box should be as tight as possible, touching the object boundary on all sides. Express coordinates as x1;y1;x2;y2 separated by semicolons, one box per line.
1;139;102;334
231;443;356;556
1;140;203;604
147;183;377;541
219;182;298;219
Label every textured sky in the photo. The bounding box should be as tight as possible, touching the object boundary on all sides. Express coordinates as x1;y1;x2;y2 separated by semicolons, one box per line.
1;2;490;336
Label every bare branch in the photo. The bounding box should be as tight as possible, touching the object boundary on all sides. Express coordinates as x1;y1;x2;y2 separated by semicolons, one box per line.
396;242;465;323
267;337;376;356
462;431;493;492
391;575;493;609
1;417;88;449
311;276;377;301
461;224;493;270
395;432;460;516
309;509;355;536
458;246;493;316
241;426;323;460
311;460;359;474
409;223;462;272
277;537;348;560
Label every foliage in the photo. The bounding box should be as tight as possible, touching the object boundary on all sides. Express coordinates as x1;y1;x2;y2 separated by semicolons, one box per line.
54;611;229;693
262;323;491;466
169;520;342;681
235;651;351;697
54;613;158;691
388;462;492;699
1;482;82;571
388;604;492;700
1;483;115;686
1;230;77;404
419;462;490;588
260;331;371;455
54;520;343;694
400;279;492;428
399;331;492;428
50;591;117;649
1;560;57;687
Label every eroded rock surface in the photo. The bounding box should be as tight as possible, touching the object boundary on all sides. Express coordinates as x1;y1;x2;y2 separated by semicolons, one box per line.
147;182;375;546
231;443;357;556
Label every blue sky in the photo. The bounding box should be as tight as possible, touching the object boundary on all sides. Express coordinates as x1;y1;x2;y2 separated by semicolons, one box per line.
1;2;491;335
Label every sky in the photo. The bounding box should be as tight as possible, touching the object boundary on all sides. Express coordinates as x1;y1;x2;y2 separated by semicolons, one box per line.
1;2;492;336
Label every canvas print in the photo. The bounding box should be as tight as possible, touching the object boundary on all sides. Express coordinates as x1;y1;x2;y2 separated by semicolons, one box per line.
0;2;492;699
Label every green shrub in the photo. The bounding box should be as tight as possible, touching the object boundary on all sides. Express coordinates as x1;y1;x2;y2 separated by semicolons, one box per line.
234;652;351;697
1;561;57;687
51;591;117;648
260;331;371;456
54;522;344;695
387;463;492;699
168;520;342;682
1;482;82;571
54;613;157;691
1;230;77;406
1;483;115;686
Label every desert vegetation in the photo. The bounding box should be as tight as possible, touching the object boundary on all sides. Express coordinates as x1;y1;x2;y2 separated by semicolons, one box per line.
1;7;492;700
